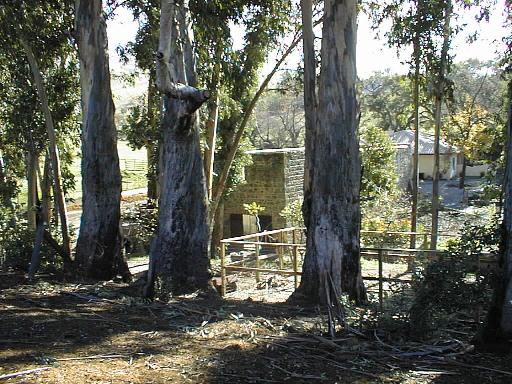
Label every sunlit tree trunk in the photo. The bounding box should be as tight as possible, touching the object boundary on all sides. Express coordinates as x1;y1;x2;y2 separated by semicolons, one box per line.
75;0;130;281
298;0;366;303
204;52;221;201
144;0;210;298
431;1;452;251
28;155;50;279
301;0;316;230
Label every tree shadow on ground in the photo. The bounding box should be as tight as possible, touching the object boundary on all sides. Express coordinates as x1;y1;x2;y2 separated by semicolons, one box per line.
1;275;511;383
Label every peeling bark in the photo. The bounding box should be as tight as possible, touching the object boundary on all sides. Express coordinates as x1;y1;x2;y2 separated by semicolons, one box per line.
75;0;130;281
298;0;366;304
144;0;210;298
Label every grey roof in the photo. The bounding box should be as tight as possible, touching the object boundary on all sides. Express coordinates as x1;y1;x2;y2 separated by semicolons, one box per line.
389;130;458;155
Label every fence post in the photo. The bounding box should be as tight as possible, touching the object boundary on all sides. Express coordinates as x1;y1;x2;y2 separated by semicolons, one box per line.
278;230;284;270
255;235;260;283
378;249;383;312
220;242;226;297
293;244;299;289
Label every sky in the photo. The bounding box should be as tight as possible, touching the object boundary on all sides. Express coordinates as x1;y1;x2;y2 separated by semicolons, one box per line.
107;3;509;80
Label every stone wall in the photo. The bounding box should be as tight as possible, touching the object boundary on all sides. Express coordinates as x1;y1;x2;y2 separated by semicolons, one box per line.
222;148;305;238
284;148;305;204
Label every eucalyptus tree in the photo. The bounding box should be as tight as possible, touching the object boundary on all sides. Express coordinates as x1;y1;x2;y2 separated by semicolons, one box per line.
430;0;452;250
477;9;512;346
0;1;79;267
191;0;294;255
298;0;366;303
75;0;131;281
144;0;210;297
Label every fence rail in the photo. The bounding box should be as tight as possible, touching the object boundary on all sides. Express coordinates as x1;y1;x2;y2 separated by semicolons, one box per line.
220;227;497;309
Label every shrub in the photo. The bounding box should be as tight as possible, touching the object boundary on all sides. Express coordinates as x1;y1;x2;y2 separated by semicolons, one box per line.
409;219;499;339
0;206;60;273
121;202;158;253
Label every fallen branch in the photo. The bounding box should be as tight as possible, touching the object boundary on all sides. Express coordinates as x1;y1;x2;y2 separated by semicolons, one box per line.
56;354;127;361
0;367;50;380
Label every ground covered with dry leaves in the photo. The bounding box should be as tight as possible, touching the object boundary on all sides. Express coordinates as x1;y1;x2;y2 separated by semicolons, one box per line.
1;273;511;384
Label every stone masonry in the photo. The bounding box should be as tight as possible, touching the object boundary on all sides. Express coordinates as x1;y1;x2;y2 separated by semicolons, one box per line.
222;148;305;238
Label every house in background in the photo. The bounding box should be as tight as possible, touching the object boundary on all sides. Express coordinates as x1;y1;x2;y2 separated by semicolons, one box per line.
223;142;415;238
222;148;304;238
390;130;460;180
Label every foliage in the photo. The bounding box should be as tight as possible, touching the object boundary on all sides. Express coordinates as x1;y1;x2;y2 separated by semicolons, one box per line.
361;192;413;248
360;73;414;131
360;124;399;201
243;202;266;216
0;207;59;272
409;219;500;338
280;199;304;228
252;71;305;148
445;60;506;165
0;1;80;202
121;203;158;253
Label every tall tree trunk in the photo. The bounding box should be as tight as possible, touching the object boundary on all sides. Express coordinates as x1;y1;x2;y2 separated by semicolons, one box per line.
431;1;452;251
204;58;220;201
75;0;130;281
298;0;366;304
26;151;38;231
19;37;71;257
301;0;317;229
459;155;466;189
210;201;224;259
0;146;13;208
410;25;421;249
144;0;210;298
477;80;512;345
28;155;50;279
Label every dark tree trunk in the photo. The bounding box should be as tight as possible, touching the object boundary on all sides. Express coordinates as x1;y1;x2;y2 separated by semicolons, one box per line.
431;0;451;251
459;155;466;189
144;0;210;298
298;0;366;304
410;26;421;249
477;80;512;346
75;0;130;281
26;151;38;231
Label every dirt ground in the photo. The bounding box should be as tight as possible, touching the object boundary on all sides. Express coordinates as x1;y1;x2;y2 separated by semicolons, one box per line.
1;272;511;384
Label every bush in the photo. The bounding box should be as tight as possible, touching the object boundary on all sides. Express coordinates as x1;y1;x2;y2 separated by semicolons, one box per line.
361;192;414;248
0;206;60;273
121;202;158;253
409;219;499;339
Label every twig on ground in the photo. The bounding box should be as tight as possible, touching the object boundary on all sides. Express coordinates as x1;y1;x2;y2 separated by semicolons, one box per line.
0;367;51;380
56;354;127;361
